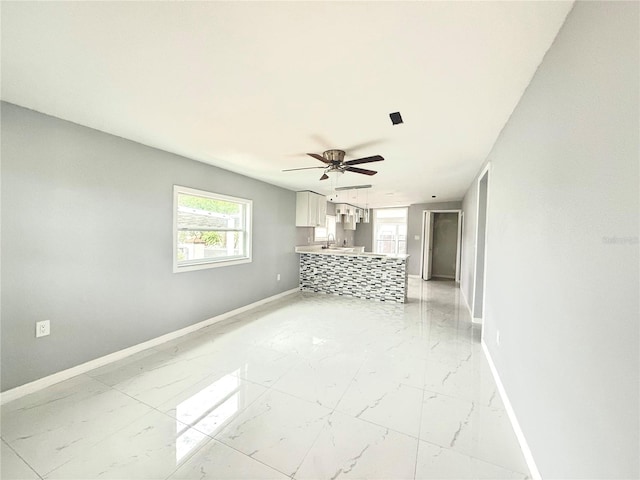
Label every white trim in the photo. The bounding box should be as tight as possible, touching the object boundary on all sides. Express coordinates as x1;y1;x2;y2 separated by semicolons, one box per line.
419;209;462;282
460;285;474;319
174;257;251;273
0;288;299;405
482;340;541;480
471;163;491;323
408;274;421;279
480;165;491;329
419;212;426;279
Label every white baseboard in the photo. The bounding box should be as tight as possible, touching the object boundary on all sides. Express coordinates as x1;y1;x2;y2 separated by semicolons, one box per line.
481;340;541;480
460;286;474;319
1;288;299;405
408;274;421;279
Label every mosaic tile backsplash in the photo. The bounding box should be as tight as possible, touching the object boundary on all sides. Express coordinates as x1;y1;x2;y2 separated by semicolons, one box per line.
299;253;408;303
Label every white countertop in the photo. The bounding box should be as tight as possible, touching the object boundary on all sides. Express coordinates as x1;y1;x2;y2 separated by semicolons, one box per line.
295;245;409;260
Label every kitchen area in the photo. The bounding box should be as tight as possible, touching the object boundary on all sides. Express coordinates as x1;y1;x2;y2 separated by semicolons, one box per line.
294;190;409;303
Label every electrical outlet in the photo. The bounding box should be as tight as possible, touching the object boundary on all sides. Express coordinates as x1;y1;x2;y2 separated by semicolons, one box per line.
496;330;500;346
276;273;281;281
36;320;50;338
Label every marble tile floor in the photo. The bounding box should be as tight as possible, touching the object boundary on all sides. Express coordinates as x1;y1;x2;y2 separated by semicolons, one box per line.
1;279;530;479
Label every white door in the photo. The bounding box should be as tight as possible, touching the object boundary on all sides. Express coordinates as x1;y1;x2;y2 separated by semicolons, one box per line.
422;211;435;280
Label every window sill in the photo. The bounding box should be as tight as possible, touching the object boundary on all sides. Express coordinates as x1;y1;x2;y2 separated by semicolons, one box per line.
173;257;252;273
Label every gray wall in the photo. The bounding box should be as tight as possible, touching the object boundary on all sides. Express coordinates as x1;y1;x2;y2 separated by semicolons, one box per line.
1;103;299;391
461;2;639;478
354;218;373;252
407;201;461;275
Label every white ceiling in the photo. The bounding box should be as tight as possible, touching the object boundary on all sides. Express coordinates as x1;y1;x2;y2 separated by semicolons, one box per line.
1;1;573;207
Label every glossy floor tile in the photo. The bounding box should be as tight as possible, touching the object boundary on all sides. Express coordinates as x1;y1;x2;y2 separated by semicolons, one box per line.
0;278;530;479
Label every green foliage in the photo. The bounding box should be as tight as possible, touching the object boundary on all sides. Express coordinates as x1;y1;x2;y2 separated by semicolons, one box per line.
201;231;223;246
178;194;240;215
177;230;238;248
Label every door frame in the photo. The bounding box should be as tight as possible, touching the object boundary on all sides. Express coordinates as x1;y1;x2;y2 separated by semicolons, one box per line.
420;209;463;282
472;163;491;324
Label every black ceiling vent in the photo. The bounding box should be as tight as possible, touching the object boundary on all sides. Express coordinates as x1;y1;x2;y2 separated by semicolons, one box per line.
389;112;403;125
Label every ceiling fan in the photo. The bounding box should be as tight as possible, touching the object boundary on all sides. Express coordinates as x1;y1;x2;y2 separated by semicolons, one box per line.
283;149;384;181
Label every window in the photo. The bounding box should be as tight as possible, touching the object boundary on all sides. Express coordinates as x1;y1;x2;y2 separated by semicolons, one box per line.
174;186;252;272
373;208;408;255
314;215;336;242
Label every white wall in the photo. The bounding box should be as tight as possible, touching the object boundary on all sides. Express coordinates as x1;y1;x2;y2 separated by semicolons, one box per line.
461;2;639;477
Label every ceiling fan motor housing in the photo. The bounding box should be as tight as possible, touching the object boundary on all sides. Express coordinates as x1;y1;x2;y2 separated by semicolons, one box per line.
324;149;346;163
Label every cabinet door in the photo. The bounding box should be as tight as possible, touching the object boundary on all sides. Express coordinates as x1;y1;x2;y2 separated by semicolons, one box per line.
317;195;327;226
308;192;319;226
296;191;311;226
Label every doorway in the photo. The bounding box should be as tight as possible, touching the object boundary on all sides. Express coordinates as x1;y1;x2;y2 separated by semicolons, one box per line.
472;166;490;323
421;210;462;282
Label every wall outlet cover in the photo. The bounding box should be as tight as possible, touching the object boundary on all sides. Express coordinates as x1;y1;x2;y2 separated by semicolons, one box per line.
36;320;50;338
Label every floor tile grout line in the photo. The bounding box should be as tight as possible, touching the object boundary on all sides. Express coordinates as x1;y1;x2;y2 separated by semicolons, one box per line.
412;357;429;480
161;380;296;480
174;382;274;441
178;435;294;480
1;437;45;480
286;354;366;479
206;386;316;480
417;436;530;476
4;280;525;480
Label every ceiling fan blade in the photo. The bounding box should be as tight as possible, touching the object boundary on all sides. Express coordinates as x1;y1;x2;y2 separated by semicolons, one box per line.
320;173;329;181
282;166;326;172
345;166;377;176
344;155;384;166
307;153;331;164
342;139;387;152
309;134;334;150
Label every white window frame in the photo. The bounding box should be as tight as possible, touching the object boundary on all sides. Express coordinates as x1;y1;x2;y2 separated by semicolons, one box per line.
173;185;252;273
314;215;336;242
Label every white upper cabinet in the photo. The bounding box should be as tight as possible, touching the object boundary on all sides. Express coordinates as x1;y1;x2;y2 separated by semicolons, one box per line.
334;202;359;230
296;191;327;227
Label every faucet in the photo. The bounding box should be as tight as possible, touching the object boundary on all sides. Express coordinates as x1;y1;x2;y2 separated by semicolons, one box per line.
326;233;335;248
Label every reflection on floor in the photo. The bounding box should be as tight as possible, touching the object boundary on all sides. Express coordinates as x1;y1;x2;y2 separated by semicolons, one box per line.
1;278;530;479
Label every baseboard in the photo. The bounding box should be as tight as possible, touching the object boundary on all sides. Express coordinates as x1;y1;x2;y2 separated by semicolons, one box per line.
460;286;474;319
408;274;421;279
481;340;541;480
0;288;299;405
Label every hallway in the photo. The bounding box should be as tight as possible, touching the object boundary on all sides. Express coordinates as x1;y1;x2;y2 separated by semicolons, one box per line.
1;279;529;479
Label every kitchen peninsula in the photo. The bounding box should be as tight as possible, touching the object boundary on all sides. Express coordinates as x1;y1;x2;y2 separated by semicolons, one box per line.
295;246;409;303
